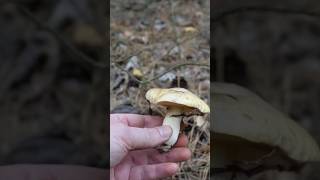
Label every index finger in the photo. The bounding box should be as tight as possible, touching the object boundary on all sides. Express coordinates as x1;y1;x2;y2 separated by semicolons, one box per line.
111;114;164;128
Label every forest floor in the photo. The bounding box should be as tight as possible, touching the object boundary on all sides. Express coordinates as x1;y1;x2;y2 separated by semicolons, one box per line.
110;0;210;179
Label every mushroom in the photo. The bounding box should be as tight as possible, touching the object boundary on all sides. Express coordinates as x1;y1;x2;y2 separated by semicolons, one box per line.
212;82;320;176
146;88;210;147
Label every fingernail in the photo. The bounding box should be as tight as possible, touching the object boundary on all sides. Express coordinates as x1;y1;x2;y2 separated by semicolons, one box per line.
159;126;172;138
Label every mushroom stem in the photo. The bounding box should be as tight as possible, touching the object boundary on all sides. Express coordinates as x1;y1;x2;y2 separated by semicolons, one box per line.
163;107;183;146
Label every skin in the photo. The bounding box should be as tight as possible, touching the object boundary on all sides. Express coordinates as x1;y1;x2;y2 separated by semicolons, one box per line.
110;114;191;180
0;114;191;180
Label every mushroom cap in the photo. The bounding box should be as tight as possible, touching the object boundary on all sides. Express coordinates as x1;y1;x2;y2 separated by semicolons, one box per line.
146;88;210;113
213;82;320;162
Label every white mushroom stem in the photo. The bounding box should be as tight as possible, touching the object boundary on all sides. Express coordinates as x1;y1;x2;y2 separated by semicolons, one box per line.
162;107;183;146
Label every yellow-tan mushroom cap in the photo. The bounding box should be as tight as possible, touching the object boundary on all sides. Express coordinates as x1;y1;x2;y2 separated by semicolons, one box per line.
146;88;210;114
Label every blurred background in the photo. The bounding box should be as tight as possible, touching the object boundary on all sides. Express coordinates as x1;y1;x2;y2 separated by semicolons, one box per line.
110;0;210;179
0;0;107;167
213;0;320;179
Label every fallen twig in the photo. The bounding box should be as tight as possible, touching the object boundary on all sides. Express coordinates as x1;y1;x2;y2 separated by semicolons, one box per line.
112;61;209;85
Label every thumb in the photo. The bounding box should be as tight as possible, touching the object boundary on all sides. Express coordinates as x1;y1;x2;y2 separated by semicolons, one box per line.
124;126;172;150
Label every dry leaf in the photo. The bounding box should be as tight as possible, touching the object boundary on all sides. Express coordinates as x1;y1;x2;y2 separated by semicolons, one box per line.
132;68;143;78
184;26;197;33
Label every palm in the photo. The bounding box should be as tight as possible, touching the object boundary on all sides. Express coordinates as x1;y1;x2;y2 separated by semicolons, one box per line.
110;114;191;180
111;140;190;180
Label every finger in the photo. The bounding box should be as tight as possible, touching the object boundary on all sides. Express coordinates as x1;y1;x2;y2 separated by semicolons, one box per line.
130;163;178;180
173;134;188;147
111;114;163;128
0;165;107;180
125;126;172;149
148;147;191;164
130;147;191;165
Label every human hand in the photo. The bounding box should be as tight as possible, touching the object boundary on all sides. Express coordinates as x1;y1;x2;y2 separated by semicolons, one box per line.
110;114;191;180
